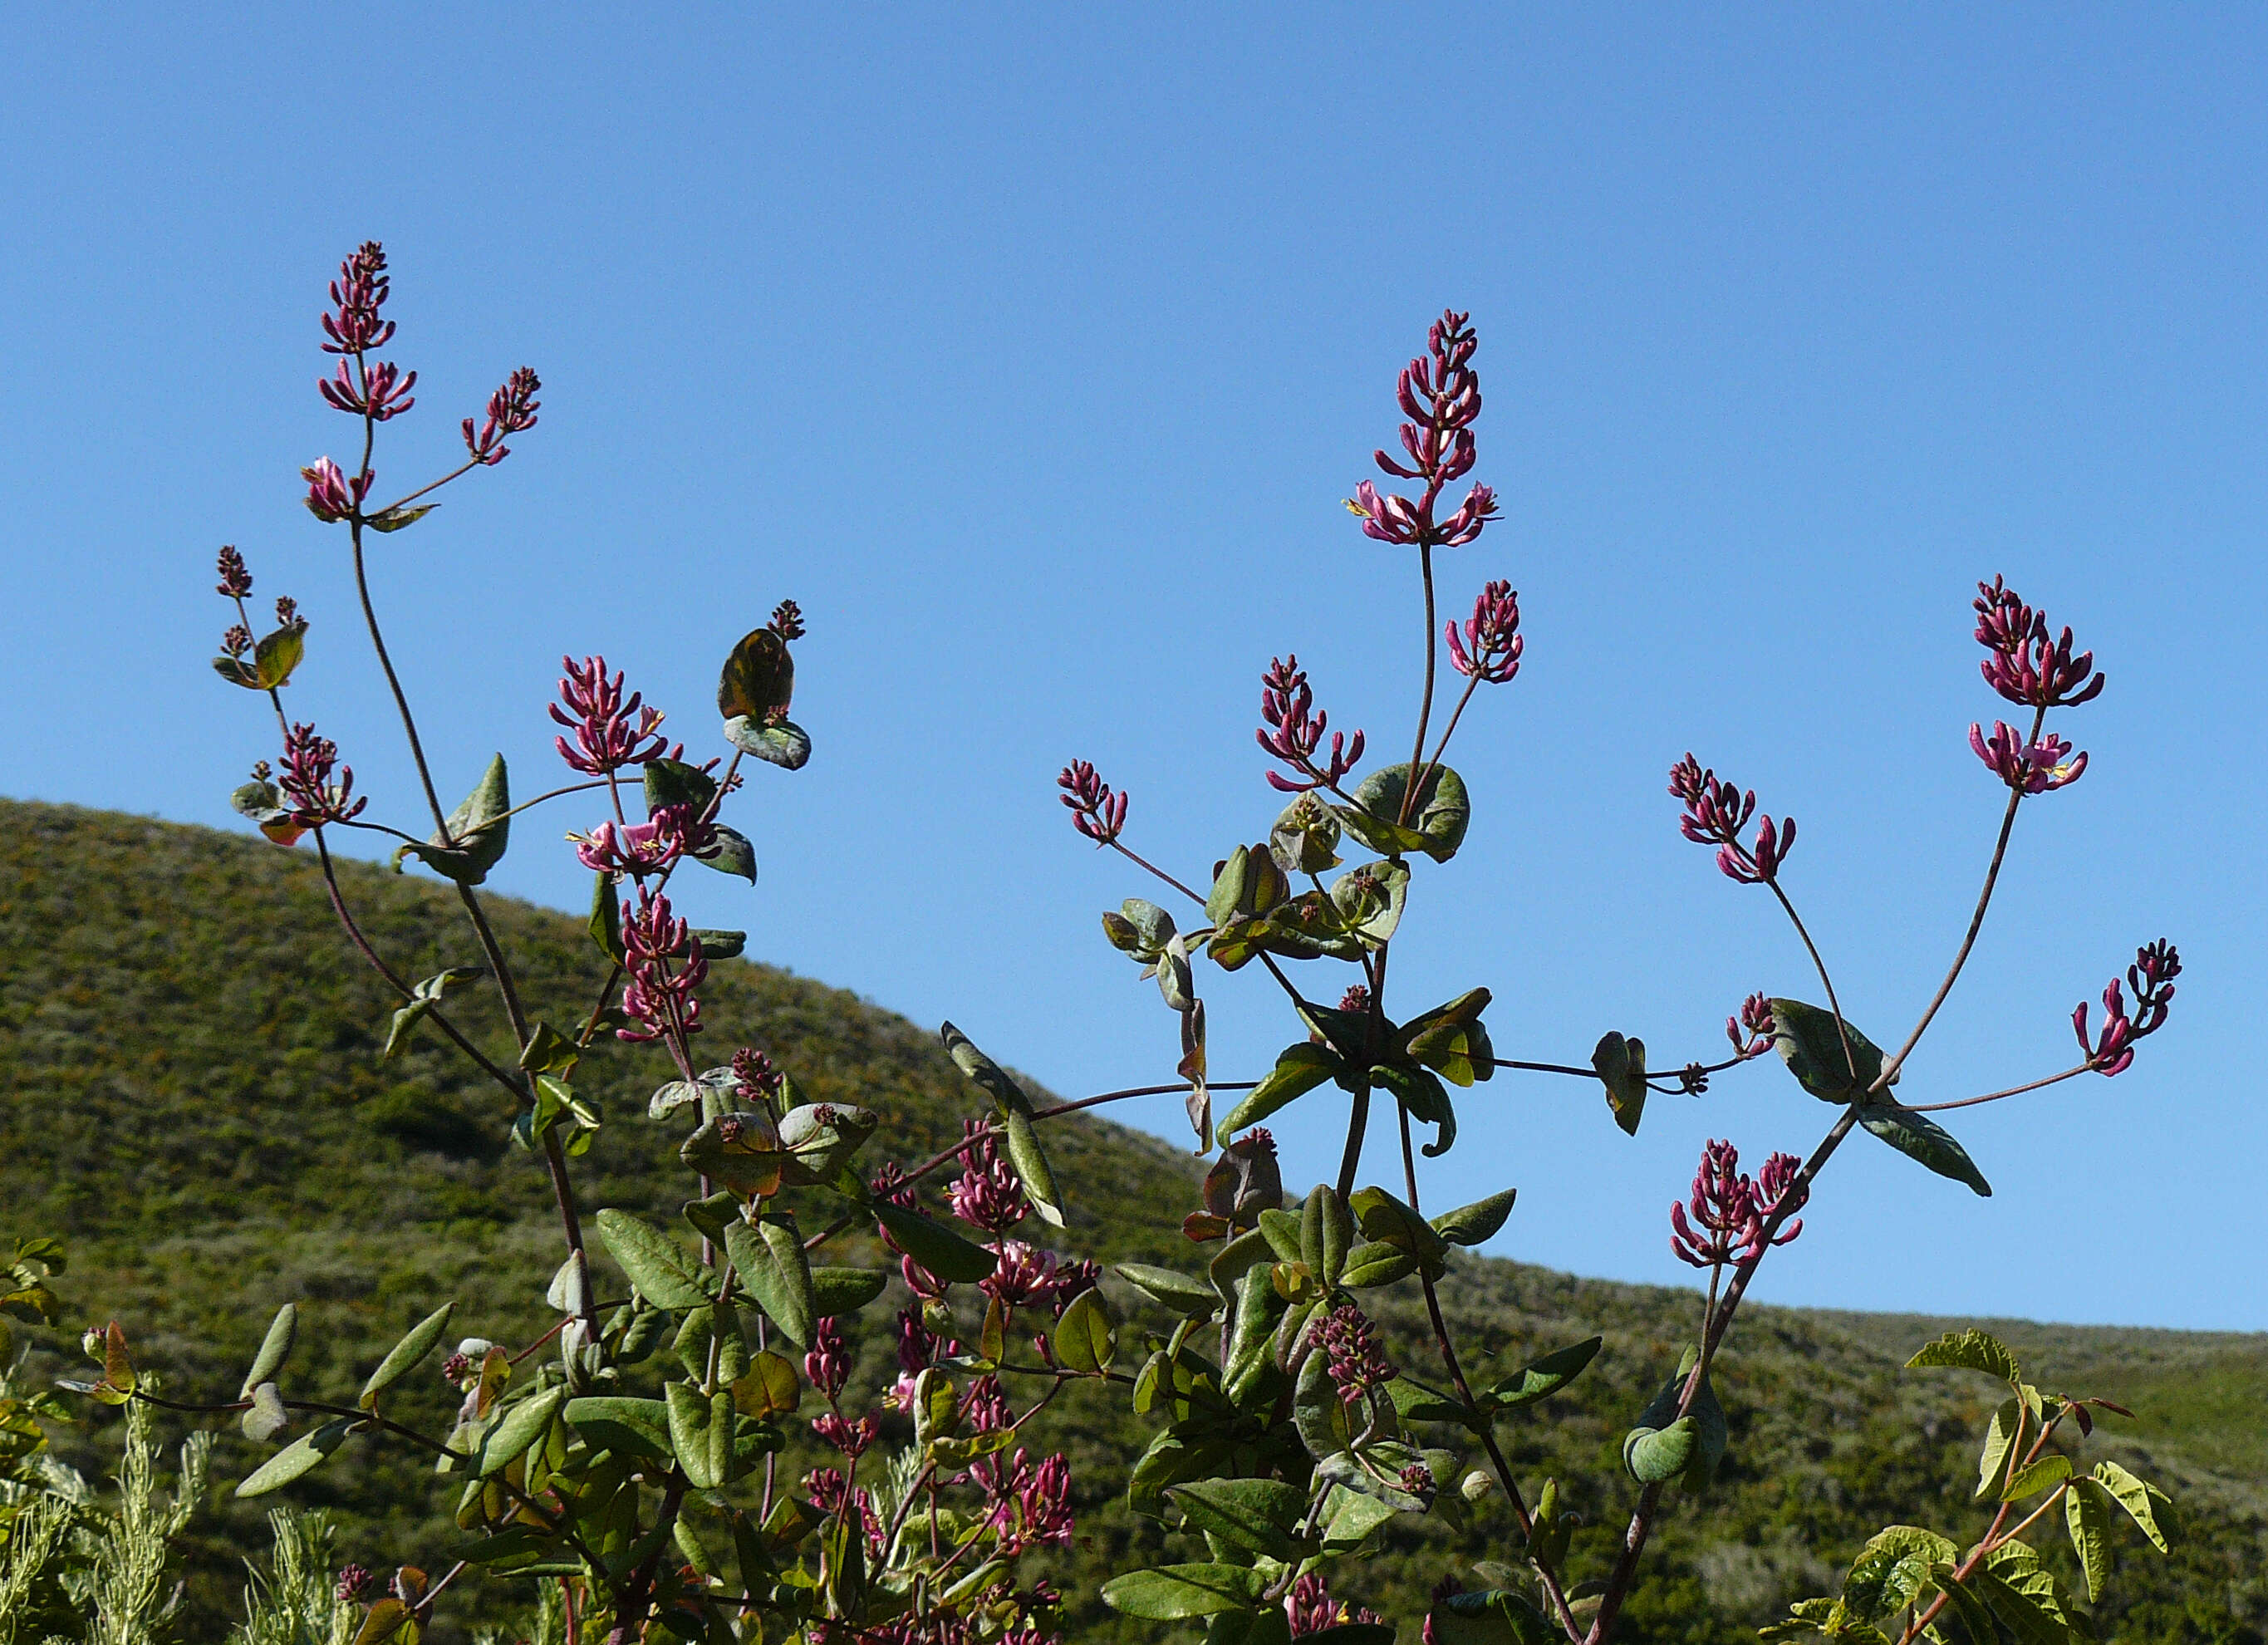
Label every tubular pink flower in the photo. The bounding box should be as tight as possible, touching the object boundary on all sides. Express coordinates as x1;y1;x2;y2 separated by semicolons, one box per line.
301;457;370;523
946;1119;1030;1235
277;723;366;827
1257;655;1364;793
2074;941;2178;1076
616;888;705;1043
1446;579;1523;683
1056;760;1127;844
320;243;396;355
1969;720;2087;794
216;545;253;598
550;656;672;775
1670;754;1794;885
804;1316;851;1400
1670;1139;1801;1270
1726;992;1775;1058
320;356;417;421
1347;310;1498;550
463;366;542;465
1973;577;2106;709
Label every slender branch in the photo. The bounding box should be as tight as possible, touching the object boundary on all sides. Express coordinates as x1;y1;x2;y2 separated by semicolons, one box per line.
1411;665;1485;818
1107;839;1207;906
1873;707;2043;1092
1905;1064;2088;1113
347;523;450;836
373;456;486;517
1399;541;1441;827
1766;880;1858;1083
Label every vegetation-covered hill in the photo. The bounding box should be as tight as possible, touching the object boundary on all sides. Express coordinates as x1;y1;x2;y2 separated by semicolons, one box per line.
2;800;2261;1643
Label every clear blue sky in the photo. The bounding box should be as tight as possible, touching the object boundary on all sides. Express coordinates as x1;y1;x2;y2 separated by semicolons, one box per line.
3;7;2261;1329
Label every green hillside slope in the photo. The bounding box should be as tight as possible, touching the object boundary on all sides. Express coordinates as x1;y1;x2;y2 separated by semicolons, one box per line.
1;800;2261;1643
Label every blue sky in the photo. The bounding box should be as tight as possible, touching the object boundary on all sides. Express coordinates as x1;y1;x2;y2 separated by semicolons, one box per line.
3;7;2261;1329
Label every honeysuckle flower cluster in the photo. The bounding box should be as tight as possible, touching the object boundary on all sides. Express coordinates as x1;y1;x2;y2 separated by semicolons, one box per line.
1314;1303;1396;1407
552;655;673;775
1259;655;1366;793
301;456;371;523
946;1119;1031;1234
1348;308;1499;548
1970;720;2087;793
1974;576;2106;708
974;1450;1075;1558
2074;940;2181;1076
1056;759;1127;844
1669;754;1795;885
462;366;541;465
1725;992;1775;1058
1669;1139;1806;1271
617;887;705;1043
216;544;253;599
805;1316;852;1402
1446;578;1523;683
572;804;714;879
1287;1573;1387;1636
277;723;366;827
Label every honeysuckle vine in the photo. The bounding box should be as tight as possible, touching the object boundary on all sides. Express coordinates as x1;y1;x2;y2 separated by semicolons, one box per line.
45;253;2181;1645
1036;310;2182;1644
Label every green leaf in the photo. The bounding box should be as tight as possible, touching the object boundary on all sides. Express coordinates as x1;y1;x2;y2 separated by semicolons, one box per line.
1101;1563;1269;1620
809;1266;889;1317
1976;1394;2025;1500
1338;1240;1417;1288
2003;1454;2073;1500
477;1386;567;1478
1769;999;1892;1100
1052;1287;1116;1375
1483;1336;1603;1410
874;1202;999;1285
724;1215;817;1348
359;1302;454;1410
1431;1187;1516;1248
381;965;483;1059
1928;1565;2000;1644
1624;1414;1698;1483
1269;793;1343;874
2092;1459;2172;1551
394;755;512;885
1216;1042;1342;1142
723;714;812;769
697;823;758;882
718;626;795;721
242;1381;289;1442
563;1397;673;1464
1320;1483;1397;1553
939;1021;1033;1114
1338;762;1471;863
2066;1477;2113;1600
1858;1105;1992;1196
644;757;721;816
1116;1264;1220;1317
236;1416;357;1498
734;1350;803;1419
777;1102;877;1186
1372;1062;1456;1156
666;1382;732;1490
1841;1526;1957;1623
1907;1328;2021;1383
588;872;623;961
1001;1107;1065;1227
1593;1031;1647;1136
1329;858;1409;948
1964;1565;2074;1645
690;927;747;959
1348;1186;1450;1270
1426;1585;1560;1644
1168;1477;1305;1560
239;1304;297;1401
351;1598;415;1645
593;1210;712;1311
253;622;307;689
366;502;434;533
1386;1374;1471;1426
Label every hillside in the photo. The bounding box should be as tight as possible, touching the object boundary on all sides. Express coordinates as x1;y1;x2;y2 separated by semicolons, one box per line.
1;800;2261;1643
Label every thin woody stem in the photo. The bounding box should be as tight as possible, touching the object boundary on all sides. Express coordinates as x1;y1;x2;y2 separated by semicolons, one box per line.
1906;1064;2088;1113
1767;879;1858;1083
1873;705;2044;1092
1399;540;1441;827
1395;1106;1586;1643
